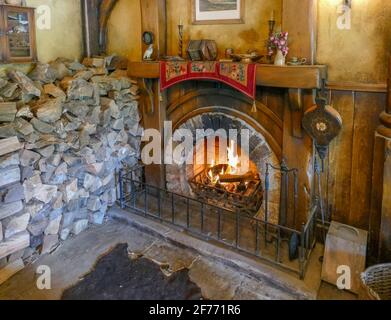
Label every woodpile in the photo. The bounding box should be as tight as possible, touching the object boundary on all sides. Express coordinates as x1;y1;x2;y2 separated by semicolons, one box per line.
0;56;142;284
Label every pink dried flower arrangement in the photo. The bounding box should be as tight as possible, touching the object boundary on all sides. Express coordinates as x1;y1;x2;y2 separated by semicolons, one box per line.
268;31;289;57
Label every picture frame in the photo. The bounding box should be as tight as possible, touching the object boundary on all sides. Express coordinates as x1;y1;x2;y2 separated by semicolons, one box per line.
191;0;245;25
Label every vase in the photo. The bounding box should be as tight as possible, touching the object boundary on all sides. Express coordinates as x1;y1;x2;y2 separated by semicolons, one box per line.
274;49;286;66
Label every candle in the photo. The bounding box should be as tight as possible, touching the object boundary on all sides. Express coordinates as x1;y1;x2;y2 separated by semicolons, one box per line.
270;10;275;21
179;17;183;26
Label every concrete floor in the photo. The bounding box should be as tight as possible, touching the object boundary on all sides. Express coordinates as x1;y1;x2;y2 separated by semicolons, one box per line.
0;210;357;300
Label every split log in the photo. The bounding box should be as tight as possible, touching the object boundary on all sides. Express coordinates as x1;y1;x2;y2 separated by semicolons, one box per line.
0;231;30;260
0;136;22;157
0;102;17;122
219;172;255;184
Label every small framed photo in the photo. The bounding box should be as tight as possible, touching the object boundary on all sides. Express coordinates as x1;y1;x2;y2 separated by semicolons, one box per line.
191;0;245;25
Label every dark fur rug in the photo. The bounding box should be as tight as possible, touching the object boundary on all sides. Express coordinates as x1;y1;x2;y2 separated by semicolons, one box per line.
62;244;202;300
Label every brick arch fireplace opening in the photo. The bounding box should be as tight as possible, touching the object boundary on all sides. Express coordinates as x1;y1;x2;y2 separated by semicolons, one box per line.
166;112;281;225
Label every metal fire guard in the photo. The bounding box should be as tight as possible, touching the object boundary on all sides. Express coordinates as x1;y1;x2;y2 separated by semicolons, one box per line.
118;165;318;279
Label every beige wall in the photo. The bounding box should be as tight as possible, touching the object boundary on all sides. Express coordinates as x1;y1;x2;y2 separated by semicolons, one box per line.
166;0;282;58
317;0;391;83
106;0;281;61
108;0;390;83
26;0;83;63
2;0;388;84
0;0;82;76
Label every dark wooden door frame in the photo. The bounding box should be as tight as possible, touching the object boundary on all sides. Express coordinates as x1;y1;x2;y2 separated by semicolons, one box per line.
81;0;119;56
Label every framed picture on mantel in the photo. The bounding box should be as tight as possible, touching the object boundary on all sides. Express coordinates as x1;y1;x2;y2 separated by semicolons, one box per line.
192;0;245;25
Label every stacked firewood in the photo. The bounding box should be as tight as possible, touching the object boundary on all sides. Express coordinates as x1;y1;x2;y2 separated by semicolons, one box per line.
0;56;142;283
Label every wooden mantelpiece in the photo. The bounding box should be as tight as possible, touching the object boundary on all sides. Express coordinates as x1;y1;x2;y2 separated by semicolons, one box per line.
128;61;327;89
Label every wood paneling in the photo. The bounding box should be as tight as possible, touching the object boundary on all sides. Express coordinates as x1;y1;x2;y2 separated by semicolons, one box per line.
324;90;386;230
256;65;326;89
326;91;355;225
379;141;391;261
349;92;385;229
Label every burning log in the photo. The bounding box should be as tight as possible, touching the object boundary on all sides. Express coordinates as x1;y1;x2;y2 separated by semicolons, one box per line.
219;172;255;184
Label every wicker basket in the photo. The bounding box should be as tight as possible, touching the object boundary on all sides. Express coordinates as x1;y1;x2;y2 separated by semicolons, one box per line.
361;263;391;300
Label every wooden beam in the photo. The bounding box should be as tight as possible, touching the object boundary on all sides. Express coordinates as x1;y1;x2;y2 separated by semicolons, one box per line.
282;0;318;64
81;0;119;56
369;57;391;263
99;0;119;54
128;61;160;79
140;0;167;60
379;141;391;262
327;81;388;94
256;65;327;89
128;61;328;89
81;0;100;57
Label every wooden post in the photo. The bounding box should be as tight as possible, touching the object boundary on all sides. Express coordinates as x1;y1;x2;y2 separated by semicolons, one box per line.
137;0;168;188
81;0;119;56
140;0;167;60
282;0;318;64
369;57;391;263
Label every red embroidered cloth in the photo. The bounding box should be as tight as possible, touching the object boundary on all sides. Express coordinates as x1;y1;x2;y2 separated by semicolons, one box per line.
160;61;257;99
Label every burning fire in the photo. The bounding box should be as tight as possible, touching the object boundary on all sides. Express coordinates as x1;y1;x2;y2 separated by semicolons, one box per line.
207;140;241;185
227;140;240;174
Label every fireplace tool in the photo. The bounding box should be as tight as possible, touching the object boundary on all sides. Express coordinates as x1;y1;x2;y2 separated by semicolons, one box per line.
302;82;343;171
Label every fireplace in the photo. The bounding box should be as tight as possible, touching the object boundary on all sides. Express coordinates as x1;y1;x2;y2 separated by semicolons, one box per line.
119;102;319;279
166;112;281;225
124;62;327;278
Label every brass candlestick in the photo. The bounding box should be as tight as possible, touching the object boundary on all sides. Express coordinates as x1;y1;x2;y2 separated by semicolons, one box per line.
268;19;276;35
267;19;276;63
178;24;184;58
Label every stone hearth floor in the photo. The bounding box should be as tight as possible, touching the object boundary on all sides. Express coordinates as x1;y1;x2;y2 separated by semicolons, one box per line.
0;207;356;300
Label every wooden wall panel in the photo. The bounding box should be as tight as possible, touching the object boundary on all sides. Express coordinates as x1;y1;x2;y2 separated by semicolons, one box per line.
327;91;355;225
349;93;385;229
325;90;386;230
379;141;391;261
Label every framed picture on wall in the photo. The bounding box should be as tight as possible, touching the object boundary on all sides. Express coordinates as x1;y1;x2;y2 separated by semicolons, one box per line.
191;0;245;25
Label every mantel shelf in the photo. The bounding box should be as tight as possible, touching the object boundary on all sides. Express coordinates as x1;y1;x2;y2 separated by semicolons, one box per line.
128;61;328;90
